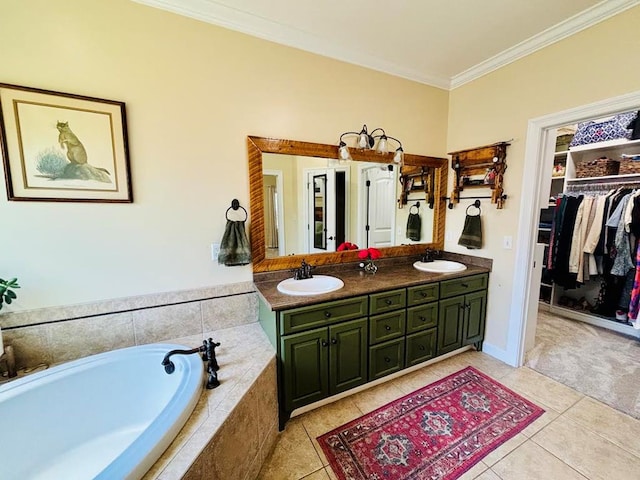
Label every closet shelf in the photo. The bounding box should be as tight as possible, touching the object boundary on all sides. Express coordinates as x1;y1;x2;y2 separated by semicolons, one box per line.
566;173;640;183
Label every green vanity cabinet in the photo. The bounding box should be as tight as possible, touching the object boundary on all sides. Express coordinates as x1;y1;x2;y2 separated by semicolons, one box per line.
258;270;489;430
281;317;368;412
437;274;488;354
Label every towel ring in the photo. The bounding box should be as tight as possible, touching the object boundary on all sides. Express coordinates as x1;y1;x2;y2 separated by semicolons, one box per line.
466;200;481;216
226;198;248;221
410;202;420;213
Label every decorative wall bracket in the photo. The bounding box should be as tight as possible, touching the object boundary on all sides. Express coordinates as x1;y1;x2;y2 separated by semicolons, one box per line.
448;141;510;209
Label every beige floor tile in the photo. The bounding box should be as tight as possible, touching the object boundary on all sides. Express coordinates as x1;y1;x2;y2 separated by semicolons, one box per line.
481;433;528;467
349;380;406;414
257;419;323;480
324;466;338;480
498;367;583;413
451;350;517;380
519;398;560;438
491;440;588;479
300;468;330;480
457;460;489;479
564;396;640;458
299;397;364;466
533;415;640;480
474;469;502;480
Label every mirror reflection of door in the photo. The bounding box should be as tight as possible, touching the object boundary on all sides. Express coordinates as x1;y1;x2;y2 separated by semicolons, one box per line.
359;165;397;248
262;170;285;259
306;168;348;253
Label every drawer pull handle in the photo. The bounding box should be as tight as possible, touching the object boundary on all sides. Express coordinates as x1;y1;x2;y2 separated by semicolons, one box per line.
385;299;393;306
420;292;427;298
331;338;337;344
419;345;426;351
461;283;469;288
321;340;329;347
324;311;332;318
385;325;392;331
419;316;426;322
384;356;391;363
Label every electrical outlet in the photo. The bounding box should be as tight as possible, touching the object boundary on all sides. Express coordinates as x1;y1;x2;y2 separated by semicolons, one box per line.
503;236;513;249
445;231;454;242
211;243;220;260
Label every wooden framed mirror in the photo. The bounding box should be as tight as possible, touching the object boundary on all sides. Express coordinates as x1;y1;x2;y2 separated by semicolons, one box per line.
248;136;447;272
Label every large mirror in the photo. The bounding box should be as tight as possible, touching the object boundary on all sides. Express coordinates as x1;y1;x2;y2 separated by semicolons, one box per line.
248;136;448;272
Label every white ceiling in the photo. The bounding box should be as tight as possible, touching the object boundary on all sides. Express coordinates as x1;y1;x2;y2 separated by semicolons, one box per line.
134;0;640;89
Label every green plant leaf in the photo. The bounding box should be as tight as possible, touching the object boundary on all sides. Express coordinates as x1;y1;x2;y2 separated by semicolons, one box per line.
7;290;16;299
5;297;12;304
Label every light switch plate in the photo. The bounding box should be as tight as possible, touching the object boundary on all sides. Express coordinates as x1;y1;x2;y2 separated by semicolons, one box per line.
211;243;220;260
503;236;513;249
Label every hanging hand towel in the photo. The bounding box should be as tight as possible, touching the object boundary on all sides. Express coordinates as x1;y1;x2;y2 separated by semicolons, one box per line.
406;207;421;241
218;220;252;266
458;206;483;249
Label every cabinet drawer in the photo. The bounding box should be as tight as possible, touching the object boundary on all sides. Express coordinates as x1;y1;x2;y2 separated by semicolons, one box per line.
369;310;406;345
280;296;368;335
369;338;405;381
407;283;439;306
406;329;437;367
440;274;488;299
406;302;438;333
369;289;406;315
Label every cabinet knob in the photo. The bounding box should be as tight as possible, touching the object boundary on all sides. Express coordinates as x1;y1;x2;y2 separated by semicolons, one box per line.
419;345;426;351
419;316;426;322
324;311;332;318
420;292;427;298
331;338;337;344
385;325;391;331
321;340;328;347
385;299;393;306
384;356;391;363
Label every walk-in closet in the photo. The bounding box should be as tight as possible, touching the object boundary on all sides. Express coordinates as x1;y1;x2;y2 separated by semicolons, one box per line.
529;109;640;419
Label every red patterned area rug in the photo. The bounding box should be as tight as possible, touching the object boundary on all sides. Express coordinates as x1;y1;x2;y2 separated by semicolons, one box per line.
318;366;544;480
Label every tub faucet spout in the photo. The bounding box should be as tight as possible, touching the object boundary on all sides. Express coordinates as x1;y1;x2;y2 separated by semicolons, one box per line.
161;338;221;389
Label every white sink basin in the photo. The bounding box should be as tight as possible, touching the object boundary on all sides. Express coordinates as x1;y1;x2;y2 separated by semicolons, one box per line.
413;260;467;273
277;275;344;296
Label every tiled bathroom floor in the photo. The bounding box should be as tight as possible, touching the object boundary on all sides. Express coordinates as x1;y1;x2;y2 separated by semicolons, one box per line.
257;349;640;480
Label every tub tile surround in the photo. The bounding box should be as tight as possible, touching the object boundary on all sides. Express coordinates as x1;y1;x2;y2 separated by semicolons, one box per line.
0;281;257;371
143;323;278;480
0;280;277;480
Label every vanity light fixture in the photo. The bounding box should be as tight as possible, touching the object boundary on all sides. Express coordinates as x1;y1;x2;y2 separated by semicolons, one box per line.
338;124;404;165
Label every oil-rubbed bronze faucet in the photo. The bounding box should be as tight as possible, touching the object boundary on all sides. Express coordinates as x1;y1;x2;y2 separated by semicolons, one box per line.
162;338;221;389
291;259;315;280
421;249;441;263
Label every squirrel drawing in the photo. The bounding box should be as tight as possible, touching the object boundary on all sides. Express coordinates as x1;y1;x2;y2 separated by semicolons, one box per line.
57;121;88;165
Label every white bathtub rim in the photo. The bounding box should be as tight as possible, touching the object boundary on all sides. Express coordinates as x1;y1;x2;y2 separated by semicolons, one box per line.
0;343;205;480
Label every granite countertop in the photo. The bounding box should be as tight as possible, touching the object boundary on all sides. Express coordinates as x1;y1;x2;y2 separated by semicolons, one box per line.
254;253;492;311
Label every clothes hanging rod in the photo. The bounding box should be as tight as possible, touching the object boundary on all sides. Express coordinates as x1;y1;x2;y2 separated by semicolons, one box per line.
442;194;507;209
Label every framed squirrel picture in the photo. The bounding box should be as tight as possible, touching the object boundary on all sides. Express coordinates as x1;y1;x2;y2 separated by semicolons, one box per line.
0;83;132;202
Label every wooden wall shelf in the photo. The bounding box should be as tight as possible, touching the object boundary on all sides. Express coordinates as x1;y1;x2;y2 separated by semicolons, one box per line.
448;141;510;209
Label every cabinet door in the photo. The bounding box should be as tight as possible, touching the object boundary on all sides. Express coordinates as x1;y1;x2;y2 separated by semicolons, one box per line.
406;329;437;367
329;318;368;394
281;328;329;411
463;290;487;346
437;296;464;355
369;338;405;381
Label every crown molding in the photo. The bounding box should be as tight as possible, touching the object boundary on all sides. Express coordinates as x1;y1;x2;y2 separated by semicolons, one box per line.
450;0;640;89
134;0;640;91
132;0;451;89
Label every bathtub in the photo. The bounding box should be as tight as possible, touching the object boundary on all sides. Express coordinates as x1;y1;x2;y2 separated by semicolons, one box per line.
0;343;204;480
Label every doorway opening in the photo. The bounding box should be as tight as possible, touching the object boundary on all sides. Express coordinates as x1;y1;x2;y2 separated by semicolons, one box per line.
511;90;640;367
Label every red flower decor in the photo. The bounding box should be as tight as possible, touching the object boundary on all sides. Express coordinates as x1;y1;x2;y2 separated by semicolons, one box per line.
337;242;359;251
358;247;381;260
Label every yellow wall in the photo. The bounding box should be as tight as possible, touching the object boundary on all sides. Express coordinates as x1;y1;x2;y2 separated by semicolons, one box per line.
4;0;640;360
447;6;640;353
0;0;448;310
